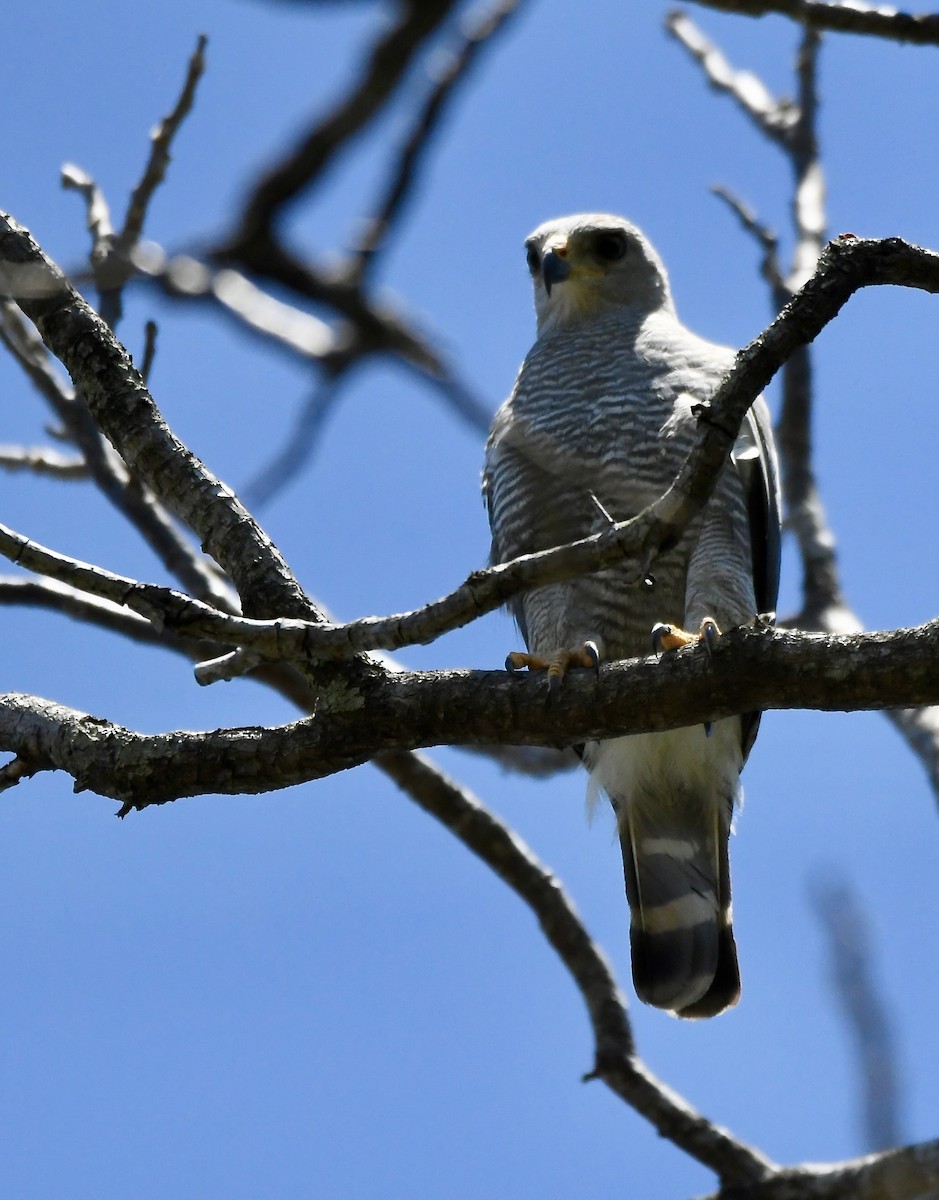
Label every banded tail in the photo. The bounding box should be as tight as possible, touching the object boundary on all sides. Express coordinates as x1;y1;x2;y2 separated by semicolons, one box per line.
619;800;739;1018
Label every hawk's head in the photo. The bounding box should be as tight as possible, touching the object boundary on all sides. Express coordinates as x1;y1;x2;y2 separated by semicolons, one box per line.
524;213;674;333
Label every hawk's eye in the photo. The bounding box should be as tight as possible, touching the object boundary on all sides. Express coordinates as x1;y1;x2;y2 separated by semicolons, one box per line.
594;232;628;262
525;244;541;275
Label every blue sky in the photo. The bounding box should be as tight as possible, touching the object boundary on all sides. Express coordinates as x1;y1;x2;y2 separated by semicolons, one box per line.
2;2;938;1197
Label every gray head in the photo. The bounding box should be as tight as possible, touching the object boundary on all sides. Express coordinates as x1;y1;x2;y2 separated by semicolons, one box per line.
523;213;675;334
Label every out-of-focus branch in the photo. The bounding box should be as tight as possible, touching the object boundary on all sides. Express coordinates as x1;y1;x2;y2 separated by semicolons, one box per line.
139;249;341;360
885;707;939;801
244;372;343;507
0;445;87;479
349;0;525;278
228;1;458;248
689;0;939;46
812;879;904;1152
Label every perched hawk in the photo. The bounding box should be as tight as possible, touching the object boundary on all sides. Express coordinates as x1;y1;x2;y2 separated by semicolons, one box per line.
483;214;780;1018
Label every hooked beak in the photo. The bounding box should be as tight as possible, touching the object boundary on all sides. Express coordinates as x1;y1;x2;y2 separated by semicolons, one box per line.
541;248;571;295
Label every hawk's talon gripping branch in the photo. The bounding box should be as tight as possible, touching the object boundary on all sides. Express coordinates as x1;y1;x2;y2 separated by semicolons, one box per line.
505;642;600;691
651;617;721;656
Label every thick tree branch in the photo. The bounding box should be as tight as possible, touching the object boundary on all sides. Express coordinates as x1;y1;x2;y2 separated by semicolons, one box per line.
711;1136;939;1199
5;233;937;671
6;620;939;808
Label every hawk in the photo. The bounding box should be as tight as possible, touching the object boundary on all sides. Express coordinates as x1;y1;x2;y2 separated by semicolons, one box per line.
483;214;780;1018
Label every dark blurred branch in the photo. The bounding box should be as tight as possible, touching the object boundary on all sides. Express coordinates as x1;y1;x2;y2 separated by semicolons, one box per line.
812;879;903;1152
689;0;939;45
349;0;525;279
244;372;344;506
229;0;458;248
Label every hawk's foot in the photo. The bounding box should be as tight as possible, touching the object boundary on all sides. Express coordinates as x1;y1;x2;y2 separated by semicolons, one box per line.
505;642;600;692
651;617;721;657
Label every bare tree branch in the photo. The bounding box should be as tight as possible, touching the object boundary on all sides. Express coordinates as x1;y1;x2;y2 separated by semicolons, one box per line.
0;212;322;624
0;298;233;610
666;11;796;144
61;35;207;328
377;749;776;1186
4;231;937;672
8;619;939;809
122;34;207;245
689;0;939;46
712;186;788;302
140;318;158;384
677;16;939;799
707;1136;939;1199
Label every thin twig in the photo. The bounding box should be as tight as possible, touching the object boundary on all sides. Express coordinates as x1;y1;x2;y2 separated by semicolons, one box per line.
122;34;207;244
666;11;796;145
711;185;788;305
140;320;158;384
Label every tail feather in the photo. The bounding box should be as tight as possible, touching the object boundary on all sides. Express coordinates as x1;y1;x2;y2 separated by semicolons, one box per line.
620;802;739;1018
